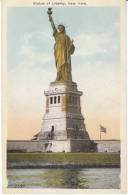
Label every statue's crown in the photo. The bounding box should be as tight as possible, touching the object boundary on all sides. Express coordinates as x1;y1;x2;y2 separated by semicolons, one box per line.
58;24;65;27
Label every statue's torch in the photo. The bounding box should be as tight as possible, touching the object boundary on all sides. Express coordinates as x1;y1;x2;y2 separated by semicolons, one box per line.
47;8;52;20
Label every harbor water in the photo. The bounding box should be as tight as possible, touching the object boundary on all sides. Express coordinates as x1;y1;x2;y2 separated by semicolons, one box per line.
7;168;120;189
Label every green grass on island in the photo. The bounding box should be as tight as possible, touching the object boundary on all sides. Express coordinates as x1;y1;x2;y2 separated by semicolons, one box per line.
7;152;120;165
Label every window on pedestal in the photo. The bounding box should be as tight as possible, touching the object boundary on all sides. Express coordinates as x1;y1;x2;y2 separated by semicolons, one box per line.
69;96;78;105
72;97;75;105
51;125;54;132
69;96;72;104
75;97;77;104
54;96;57;104
76;124;78;130
50;97;53;104
58;96;60;103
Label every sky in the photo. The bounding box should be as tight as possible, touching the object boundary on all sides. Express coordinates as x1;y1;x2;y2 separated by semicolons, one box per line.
7;6;120;140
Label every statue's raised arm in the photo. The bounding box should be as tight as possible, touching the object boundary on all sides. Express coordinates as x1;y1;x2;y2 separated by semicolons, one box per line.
47;8;57;35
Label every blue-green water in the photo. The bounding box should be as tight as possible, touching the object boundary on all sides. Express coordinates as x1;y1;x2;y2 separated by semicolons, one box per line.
7;168;120;189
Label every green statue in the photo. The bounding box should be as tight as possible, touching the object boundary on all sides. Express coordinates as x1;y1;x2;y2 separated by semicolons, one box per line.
47;8;75;82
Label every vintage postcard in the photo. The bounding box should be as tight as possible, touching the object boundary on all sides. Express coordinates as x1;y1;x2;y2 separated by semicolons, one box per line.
2;0;127;193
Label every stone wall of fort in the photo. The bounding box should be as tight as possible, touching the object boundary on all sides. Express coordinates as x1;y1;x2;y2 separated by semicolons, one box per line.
94;140;120;152
7;140;120;153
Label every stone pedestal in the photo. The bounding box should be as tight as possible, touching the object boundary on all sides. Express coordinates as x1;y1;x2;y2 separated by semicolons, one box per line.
37;81;91;152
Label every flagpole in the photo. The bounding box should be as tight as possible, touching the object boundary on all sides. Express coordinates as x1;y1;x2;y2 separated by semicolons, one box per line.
100;125;107;140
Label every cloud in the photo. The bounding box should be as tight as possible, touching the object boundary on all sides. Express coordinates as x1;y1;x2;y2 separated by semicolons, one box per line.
75;33;105;56
74;31;118;57
113;21;120;30
21;31;53;46
19;46;52;65
18;31;53;66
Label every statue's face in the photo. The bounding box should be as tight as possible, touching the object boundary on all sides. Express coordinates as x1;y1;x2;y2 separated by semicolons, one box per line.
58;25;65;33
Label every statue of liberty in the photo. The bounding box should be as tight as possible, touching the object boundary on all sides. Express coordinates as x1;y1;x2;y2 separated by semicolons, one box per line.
47;8;75;82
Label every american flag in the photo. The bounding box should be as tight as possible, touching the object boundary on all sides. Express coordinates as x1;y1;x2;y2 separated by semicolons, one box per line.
100;125;107;133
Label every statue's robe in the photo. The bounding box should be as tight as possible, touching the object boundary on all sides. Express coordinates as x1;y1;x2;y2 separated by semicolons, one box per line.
53;31;75;81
